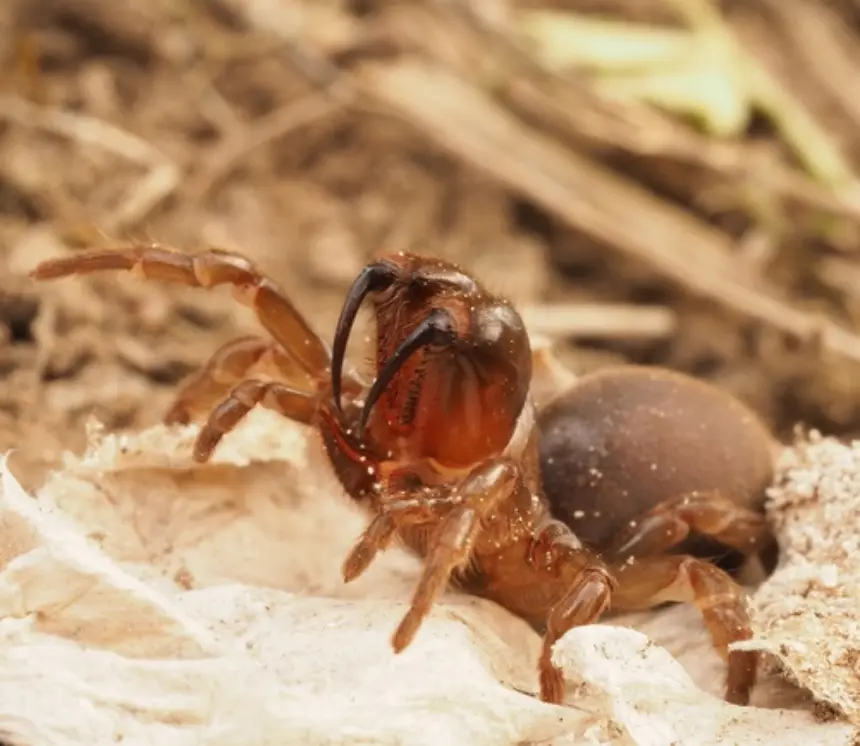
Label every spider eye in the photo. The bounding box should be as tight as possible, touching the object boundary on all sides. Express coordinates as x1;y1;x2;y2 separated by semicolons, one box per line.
373;281;399;304
427;315;456;352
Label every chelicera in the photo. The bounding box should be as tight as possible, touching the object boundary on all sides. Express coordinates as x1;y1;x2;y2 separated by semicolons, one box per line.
30;246;776;705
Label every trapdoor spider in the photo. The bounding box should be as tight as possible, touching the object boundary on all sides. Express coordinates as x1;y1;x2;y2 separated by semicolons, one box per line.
30;246;776;705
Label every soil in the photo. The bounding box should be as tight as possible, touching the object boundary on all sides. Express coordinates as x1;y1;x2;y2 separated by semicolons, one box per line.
5;0;860;481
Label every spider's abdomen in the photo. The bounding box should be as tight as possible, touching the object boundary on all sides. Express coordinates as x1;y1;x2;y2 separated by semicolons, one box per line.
537;365;776;553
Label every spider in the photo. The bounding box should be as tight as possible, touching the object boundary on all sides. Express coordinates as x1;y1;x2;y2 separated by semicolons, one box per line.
30;246;776;705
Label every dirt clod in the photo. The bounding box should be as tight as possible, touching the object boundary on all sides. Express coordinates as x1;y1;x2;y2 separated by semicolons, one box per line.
743;432;860;725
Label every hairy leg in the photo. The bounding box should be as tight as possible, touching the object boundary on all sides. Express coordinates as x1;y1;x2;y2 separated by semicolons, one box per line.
30;245;330;378
344;466;616;705
341;492;463;583
602;491;771;562
527;519;615;703
609;554;757;705
342;459;522;653
164;335;316;426
193;378;318;462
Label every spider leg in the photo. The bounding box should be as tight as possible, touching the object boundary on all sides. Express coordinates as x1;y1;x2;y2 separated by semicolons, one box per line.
343;459;521;653
30;245;330;378
341;491;464;583
602;491;771;562
526;519;615;703
608;554;757;705
390;503;488;652
193;378;319;462
164;335;315;426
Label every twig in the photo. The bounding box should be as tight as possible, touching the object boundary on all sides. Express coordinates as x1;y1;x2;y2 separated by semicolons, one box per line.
0;95;179;232
816;257;860;301
357;60;860;364
182;92;347;204
668;0;854;188
505;79;860;225
754;0;860;147
453;1;860;224
207;0;860;366
520;303;677;340
519;1;854;188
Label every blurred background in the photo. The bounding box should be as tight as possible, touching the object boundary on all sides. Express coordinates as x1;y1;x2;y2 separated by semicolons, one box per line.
4;0;860;471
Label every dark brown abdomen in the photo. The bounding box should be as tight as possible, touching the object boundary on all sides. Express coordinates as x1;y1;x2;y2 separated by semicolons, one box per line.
537;366;775;556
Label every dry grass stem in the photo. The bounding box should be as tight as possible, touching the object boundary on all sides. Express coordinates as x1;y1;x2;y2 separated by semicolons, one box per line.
757;0;860;136
521;303;677;340
520;2;855;188
505;78;860;224
358;60;860;364
183;92;347;203
0;95;179;232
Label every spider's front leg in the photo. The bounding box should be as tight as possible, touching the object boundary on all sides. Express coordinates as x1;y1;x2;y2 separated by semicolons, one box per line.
344;459;616;705
30;245;331;377
30;245;364;460
342;458;522;653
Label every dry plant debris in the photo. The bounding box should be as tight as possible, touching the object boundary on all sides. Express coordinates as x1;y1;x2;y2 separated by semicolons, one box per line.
520;0;854;184
0;410;854;746
6;0;860;742
10;0;860;445
0;94;180;233
742;432;860;727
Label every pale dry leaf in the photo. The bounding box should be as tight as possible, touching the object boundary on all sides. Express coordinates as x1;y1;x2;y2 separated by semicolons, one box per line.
0;446;594;746
552;625;853;746
0;412;854;744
